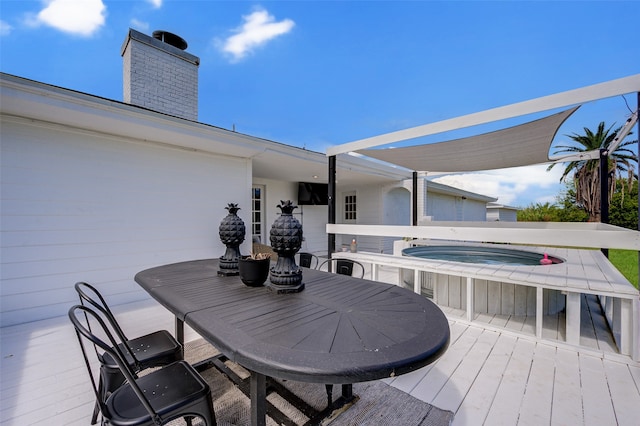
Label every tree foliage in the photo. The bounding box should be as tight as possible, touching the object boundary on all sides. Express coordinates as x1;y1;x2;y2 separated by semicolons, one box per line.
517;202;563;222
517;178;637;227
609;179;638;229
547;122;637;222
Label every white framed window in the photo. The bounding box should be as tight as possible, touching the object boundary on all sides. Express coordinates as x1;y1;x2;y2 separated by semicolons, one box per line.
344;192;357;222
251;185;265;243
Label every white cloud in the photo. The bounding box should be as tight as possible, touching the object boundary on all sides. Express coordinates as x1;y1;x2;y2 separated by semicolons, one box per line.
431;164;565;207
0;20;12;36
147;0;162;8
221;8;294;61
130;18;149;32
36;0;106;36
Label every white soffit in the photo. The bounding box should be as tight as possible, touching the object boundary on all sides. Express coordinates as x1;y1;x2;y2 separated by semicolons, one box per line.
355;106;578;172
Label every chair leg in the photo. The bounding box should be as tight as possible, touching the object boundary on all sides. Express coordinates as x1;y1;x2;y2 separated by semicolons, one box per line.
91;375;105;425
185;394;217;426
91;400;100;425
92;366;125;425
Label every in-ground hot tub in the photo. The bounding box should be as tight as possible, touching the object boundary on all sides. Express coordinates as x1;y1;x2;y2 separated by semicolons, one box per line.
402;245;563;266
401;244;566;316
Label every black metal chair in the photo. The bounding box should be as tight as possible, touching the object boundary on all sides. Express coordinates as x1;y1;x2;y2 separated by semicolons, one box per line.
75;282;183;424
69;304;216;426
298;252;320;269
317;258;365;279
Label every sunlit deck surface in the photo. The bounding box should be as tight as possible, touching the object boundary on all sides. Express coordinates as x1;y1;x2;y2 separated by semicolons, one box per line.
1;266;638;425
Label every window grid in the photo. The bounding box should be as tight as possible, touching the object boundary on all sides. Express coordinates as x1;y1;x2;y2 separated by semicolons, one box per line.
344;194;357;221
252;186;263;242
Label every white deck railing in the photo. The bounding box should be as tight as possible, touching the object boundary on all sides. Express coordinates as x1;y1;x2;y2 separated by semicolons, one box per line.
326;222;640;250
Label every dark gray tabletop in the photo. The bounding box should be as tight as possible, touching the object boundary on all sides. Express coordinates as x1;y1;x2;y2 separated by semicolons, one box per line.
135;258;450;384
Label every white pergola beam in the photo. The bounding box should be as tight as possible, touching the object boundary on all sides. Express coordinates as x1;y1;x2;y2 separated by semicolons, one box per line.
548;150;601;163
606;111;638;154
327;74;640;156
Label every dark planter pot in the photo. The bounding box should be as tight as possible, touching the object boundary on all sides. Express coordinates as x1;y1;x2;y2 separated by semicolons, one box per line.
238;257;270;287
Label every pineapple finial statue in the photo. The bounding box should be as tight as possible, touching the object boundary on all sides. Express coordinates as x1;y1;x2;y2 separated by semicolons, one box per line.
218;203;245;276
268;200;304;293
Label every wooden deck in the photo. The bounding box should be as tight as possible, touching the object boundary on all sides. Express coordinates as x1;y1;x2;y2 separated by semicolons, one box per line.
1;272;639;425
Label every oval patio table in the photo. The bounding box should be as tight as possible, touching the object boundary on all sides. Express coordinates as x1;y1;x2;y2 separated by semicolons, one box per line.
135;258;450;426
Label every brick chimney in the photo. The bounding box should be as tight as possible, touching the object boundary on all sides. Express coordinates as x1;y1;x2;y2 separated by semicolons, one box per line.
121;29;200;121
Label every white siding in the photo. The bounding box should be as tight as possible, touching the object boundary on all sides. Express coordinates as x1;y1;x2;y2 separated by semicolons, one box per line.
382;187;411;253
487;208;518;222
336;184;383;253
465;199;490;221
298;205;328;254
502;209;518;222
1;118;250;326
427;193;457;221
487;209;500;221
427;193;488;221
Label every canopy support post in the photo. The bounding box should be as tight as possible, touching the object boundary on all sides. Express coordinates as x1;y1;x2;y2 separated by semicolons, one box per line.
412;171;418;226
328;155;336;260
600;148;609;257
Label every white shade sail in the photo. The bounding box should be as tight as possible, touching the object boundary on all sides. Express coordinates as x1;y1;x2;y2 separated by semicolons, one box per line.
356;106;579;172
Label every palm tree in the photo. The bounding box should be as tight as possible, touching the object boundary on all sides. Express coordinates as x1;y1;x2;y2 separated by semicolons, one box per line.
547;122;637;222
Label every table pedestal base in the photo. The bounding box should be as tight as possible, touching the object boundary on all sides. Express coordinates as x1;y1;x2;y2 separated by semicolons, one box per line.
193;354;356;426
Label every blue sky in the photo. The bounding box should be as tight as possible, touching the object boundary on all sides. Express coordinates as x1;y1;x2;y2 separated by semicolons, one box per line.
1;0;638;207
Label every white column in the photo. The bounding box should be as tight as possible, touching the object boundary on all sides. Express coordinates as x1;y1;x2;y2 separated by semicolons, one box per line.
566;292;581;345
536;287;543;339
466;277;475;321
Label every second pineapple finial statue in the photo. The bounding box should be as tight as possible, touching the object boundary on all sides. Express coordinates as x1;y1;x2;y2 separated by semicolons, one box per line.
268;200;304;293
218;203;245;276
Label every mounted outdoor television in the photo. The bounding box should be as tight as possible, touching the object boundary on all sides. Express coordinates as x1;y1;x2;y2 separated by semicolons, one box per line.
298;182;329;205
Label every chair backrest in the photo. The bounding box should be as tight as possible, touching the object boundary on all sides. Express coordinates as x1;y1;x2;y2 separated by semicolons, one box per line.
75;282;128;341
69;304;159;423
318;258;365;279
299;252;319;269
74;282;148;372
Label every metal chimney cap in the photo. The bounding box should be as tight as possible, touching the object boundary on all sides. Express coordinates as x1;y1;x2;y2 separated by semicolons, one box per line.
152;30;188;50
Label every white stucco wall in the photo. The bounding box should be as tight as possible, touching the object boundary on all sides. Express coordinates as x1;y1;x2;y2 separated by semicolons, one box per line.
1;117;250;326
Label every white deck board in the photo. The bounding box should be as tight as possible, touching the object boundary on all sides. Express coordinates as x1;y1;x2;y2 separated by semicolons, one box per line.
430;328;500;413
448;333;517;425
408;323;483;402
630;362;640;389
550;347;584;426
580;355;618;425
483;338;535;425
604;361;640;426
517;344;555;425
